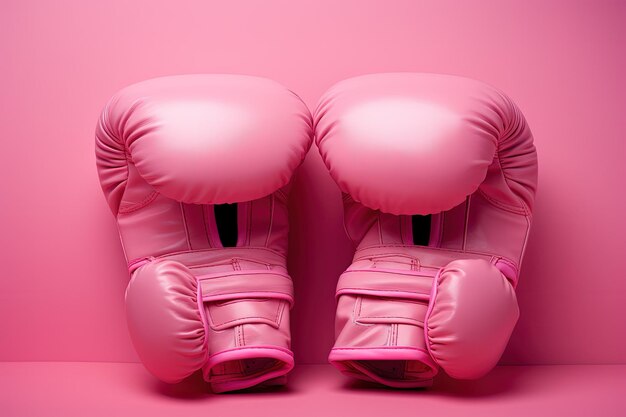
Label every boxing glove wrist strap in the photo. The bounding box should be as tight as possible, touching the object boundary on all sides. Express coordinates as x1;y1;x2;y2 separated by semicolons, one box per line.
197;270;294;306
336;269;434;301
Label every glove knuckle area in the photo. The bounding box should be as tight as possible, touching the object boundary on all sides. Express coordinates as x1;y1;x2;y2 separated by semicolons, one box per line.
126;259;206;383
314;73;499;216
427;258;519;379
100;74;313;206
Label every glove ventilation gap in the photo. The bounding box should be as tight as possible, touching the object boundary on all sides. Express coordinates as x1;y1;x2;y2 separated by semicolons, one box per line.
412;215;431;246
214;203;238;247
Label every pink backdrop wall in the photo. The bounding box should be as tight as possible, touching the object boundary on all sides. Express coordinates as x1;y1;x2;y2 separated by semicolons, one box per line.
1;0;624;365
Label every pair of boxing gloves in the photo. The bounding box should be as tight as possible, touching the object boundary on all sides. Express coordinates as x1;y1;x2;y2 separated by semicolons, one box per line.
96;73;537;392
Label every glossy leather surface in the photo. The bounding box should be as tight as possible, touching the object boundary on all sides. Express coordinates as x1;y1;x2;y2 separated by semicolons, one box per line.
315;73;537;387
96;75;313;392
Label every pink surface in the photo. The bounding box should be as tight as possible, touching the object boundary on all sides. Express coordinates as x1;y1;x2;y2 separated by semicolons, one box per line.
1;363;625;416
1;0;625;367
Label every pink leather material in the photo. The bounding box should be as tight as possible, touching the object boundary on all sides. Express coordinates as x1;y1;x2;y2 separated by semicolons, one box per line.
336;268;433;301
316;73;536;216
426;259;519;379
197;270;294;305
315;73;537;387
97;74;312;207
125;260;206;384
96;75;312;392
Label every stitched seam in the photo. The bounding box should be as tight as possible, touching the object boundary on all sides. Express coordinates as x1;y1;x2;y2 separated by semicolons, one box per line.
201;205;212;248
357;251;421;259
180;202;192;251
276;301;284;325
428;212;444;248
521;214;531;262
393;324;399;346
237;326;243;347
212;315;280;327
496;257;517;269
353;297;362;325
342;195;360;246
274;300;281;323
151;246;287;261
205;205;219;248
359;253;420;265
353;245;519;268
359;316;423;322
207;346;293;359
205;291;293;298
477;188;529;215
189;261;283;270
233;326;239;348
438;212;444;247
463;196;470;251
265;195;274;247
343;269;432;277
118;190;158;214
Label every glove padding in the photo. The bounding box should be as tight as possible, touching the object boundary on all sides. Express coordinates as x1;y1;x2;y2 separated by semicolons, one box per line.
96;75;313;392
316;73;536;387
426;259;519;379
125;260;206;383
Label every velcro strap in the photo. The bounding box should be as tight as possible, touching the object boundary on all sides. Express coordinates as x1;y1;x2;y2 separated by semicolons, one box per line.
336;269;435;301
197;270;294;307
355;296;428;325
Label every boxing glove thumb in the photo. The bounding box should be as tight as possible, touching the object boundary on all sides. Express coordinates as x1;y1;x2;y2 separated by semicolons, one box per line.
425;259;519;379
125;260;208;383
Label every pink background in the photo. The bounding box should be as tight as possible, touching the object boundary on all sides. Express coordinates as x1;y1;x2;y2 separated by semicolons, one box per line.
1;0;624;367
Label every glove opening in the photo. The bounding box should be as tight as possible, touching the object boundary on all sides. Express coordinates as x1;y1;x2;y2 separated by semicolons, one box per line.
206;347;295;393
332;357;437;388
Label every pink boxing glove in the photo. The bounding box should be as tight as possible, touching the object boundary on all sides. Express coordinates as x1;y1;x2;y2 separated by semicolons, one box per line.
96;75;313;393
315;73;538;387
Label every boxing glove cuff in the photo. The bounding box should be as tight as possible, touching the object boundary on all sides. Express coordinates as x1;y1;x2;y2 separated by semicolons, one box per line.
197;269;294;393
329;266;440;388
329;246;519;386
